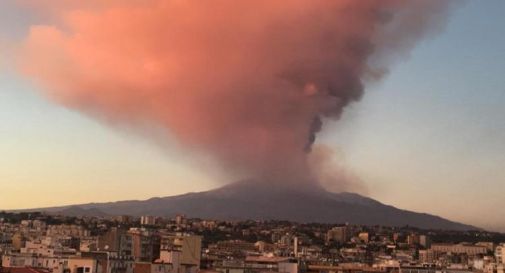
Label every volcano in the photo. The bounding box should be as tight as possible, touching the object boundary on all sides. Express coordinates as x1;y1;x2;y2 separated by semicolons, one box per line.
25;181;475;230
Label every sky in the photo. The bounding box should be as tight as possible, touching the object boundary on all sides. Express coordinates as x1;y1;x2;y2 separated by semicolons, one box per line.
1;1;504;231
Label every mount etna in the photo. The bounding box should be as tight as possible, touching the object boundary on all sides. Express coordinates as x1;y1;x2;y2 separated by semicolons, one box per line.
22;181;476;231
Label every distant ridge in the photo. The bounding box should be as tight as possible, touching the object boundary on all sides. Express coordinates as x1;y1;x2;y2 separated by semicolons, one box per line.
56;206;110;217
20;181;477;230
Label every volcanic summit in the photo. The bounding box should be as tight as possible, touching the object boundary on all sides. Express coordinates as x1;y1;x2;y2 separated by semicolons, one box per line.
31;181;475;231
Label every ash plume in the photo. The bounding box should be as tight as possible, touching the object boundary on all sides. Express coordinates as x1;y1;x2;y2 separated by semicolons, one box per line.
16;0;454;189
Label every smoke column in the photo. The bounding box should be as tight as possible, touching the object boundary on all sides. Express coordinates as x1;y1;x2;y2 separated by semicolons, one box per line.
16;0;453;189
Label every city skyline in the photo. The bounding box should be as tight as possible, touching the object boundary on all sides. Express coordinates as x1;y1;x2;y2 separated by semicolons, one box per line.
1;0;504;232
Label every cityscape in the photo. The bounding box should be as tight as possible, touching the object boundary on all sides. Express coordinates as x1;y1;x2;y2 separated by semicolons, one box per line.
1;212;505;273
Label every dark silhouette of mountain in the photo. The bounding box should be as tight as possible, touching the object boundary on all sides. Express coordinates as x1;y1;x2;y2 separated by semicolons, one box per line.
55;206;110;217
23;181;476;230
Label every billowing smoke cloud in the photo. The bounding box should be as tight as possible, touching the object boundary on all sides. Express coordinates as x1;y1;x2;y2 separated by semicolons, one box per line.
16;0;453;189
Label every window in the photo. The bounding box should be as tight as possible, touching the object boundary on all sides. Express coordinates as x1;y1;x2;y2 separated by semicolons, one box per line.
85;267;90;273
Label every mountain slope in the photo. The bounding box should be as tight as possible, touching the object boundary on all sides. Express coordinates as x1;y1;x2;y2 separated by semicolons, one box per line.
23;181;476;230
